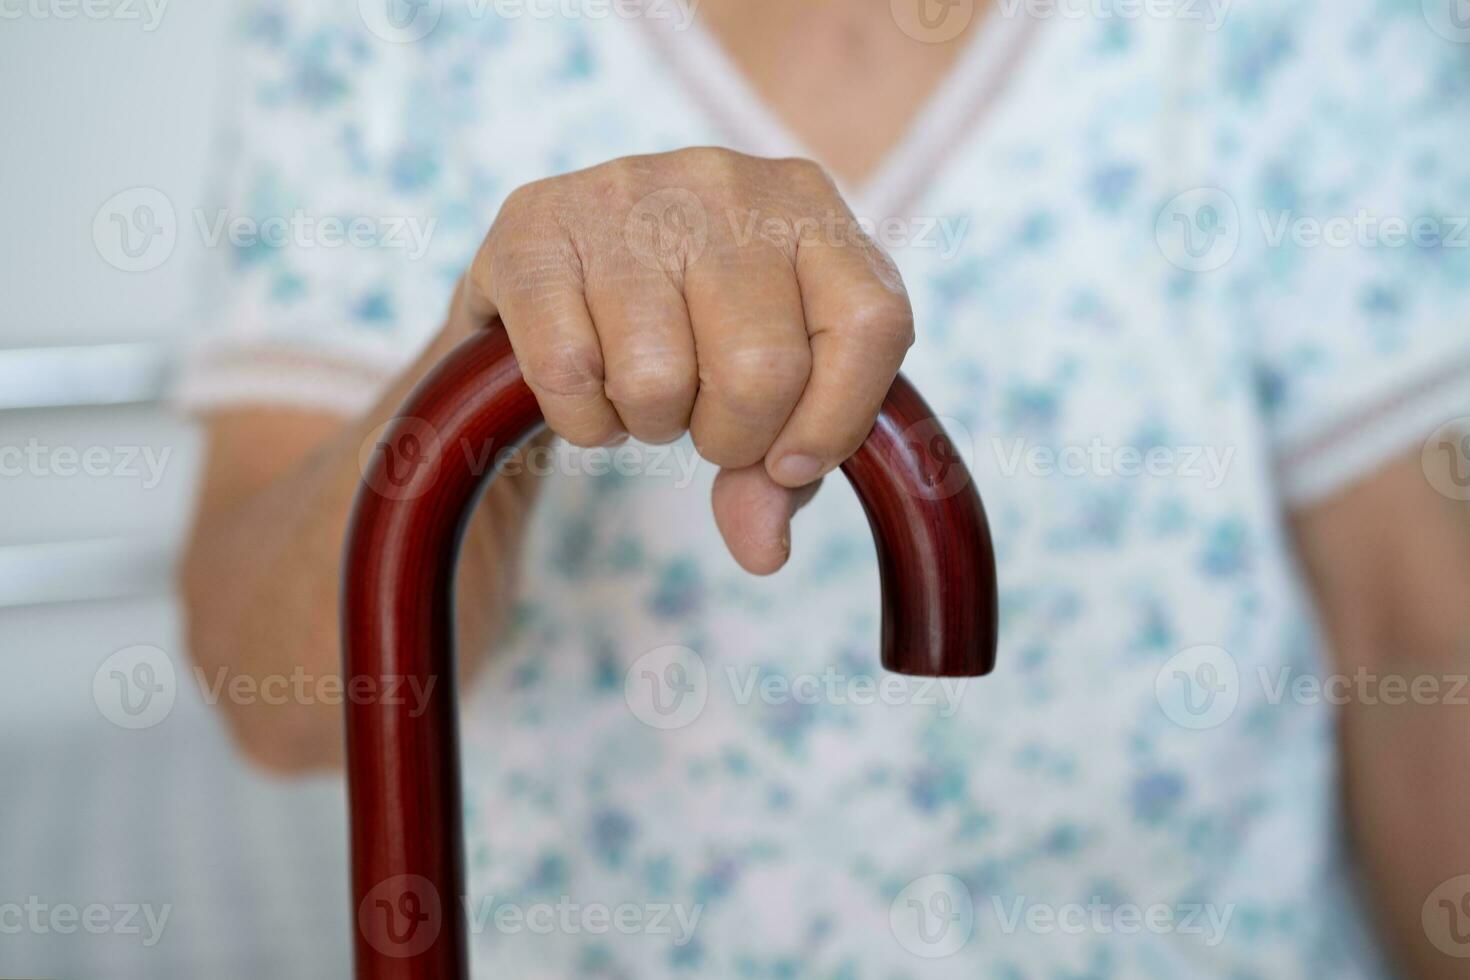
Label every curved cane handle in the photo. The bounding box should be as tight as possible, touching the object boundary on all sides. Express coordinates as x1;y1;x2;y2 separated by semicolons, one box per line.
342;324;998;978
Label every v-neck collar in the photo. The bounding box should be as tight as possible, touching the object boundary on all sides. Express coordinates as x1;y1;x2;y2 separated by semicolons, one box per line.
629;2;1044;218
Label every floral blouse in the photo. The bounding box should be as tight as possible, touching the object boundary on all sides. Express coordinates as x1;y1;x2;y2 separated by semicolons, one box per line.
177;0;1470;976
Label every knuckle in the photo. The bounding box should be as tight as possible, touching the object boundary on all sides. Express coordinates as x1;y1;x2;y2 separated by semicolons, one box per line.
595;156;645;197
498;176;554;223
521;340;606;399
779;156;836;194
656;147;749;205
672;145;742;180
706;344;812;413
847;294;916;351
605;357;698;413
498;181;535;216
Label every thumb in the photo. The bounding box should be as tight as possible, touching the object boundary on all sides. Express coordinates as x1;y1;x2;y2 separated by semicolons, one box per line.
712;463;822;576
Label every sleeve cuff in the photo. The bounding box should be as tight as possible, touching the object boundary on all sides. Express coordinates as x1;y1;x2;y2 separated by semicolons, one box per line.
171;343;399;418
1274;346;1470;506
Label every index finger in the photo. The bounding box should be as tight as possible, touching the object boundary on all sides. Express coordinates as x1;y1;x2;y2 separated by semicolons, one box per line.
766;232;915;488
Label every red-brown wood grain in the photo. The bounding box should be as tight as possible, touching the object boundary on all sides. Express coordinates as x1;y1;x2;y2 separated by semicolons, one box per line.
343;323;998;978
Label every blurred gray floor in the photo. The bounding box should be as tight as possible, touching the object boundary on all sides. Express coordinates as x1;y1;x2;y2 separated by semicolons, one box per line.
0;601;351;980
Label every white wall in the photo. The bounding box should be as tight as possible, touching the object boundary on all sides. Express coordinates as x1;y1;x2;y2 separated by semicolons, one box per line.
0;4;229;346
0;3;224;706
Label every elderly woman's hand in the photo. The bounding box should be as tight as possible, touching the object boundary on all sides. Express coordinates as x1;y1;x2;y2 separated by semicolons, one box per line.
455;148;914;573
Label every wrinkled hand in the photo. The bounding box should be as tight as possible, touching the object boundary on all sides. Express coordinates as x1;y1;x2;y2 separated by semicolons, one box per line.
454;148;914;573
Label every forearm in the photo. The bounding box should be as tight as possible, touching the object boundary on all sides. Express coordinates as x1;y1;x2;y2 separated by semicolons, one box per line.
1339;640;1470;979
1296;462;1470;978
180;310;534;772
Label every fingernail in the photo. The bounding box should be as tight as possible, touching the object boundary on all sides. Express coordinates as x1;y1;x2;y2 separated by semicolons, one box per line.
772;453;823;486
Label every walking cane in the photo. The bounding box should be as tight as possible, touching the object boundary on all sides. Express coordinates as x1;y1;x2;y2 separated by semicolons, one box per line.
342;322;999;978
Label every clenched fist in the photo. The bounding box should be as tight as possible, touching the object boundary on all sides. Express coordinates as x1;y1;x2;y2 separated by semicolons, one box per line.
452;147;915;573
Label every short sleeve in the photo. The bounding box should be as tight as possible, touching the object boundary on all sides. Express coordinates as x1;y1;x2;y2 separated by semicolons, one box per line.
1223;1;1470;504
173;1;467;416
